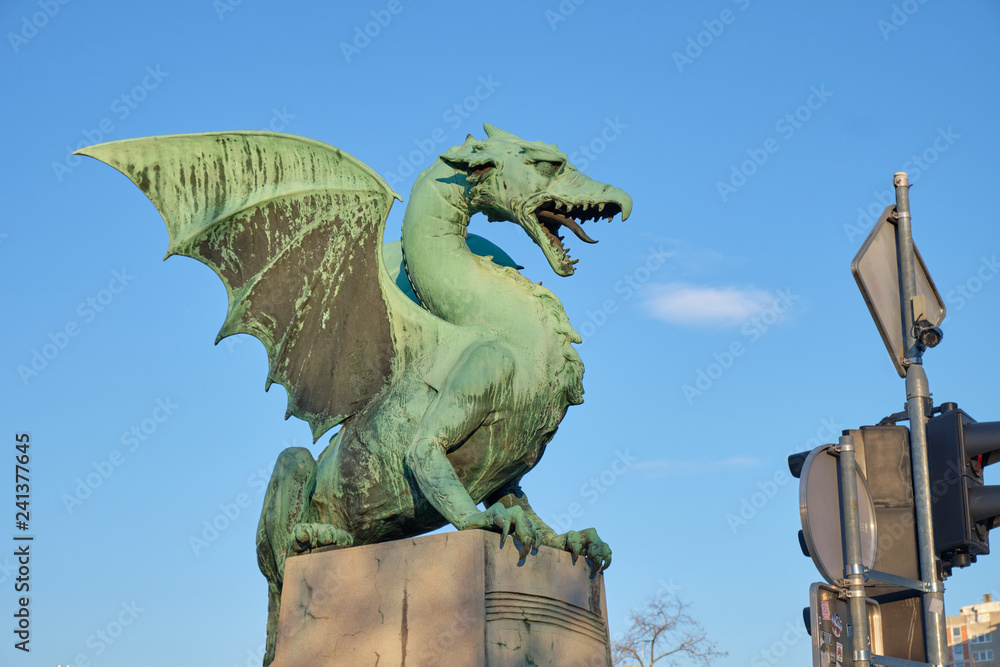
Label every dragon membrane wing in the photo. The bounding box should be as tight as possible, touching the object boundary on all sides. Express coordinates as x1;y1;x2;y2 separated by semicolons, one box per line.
78;131;408;440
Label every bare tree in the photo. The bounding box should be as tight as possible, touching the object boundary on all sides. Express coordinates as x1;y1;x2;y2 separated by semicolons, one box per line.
611;591;726;667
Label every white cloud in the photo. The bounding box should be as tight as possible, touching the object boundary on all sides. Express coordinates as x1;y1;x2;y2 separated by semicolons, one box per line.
643;283;778;327
634;456;760;477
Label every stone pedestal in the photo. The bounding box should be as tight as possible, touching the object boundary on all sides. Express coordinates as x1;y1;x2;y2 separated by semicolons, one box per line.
270;530;611;667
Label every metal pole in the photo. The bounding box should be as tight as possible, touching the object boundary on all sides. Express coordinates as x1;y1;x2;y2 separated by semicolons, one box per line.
894;172;921;365
837;433;872;666
905;366;947;665
893;172;948;665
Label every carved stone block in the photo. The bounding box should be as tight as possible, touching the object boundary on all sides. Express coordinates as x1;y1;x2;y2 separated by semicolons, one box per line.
270;529;611;667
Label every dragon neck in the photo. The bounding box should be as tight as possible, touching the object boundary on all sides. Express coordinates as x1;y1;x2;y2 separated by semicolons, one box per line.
400;160;584;405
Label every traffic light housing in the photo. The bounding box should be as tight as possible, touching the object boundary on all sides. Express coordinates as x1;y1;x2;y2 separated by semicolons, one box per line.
789;426;927;663
851;425;926;663
925;403;1000;569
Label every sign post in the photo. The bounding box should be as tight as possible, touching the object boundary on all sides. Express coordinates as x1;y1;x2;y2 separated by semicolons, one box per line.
844;172;948;666
890;173;948;667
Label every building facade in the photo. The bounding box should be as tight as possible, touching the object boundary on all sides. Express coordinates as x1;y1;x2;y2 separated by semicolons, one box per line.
947;594;998;666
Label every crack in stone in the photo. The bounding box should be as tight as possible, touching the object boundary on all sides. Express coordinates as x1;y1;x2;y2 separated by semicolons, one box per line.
400;582;409;666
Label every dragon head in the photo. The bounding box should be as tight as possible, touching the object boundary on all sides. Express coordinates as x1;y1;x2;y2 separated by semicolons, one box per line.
440;123;632;277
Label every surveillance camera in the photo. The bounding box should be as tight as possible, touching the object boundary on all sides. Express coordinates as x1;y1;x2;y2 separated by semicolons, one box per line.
915;319;943;349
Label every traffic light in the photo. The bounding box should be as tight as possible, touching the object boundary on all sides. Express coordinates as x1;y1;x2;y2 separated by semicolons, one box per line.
788;426;927;663
788;428;921;584
925;402;1000;570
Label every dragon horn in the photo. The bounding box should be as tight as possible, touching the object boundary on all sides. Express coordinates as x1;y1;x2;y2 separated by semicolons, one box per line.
483;123;519;141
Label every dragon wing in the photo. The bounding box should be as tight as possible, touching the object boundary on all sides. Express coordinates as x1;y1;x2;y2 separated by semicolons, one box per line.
78;131;453;441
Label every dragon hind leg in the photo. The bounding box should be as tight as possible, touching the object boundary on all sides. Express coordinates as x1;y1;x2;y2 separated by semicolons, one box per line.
256;446;352;666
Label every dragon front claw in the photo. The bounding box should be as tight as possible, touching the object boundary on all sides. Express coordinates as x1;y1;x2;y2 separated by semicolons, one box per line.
560;527;612;573
460;502;539;560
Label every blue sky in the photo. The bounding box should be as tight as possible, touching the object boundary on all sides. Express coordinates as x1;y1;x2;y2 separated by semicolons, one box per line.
3;1;999;665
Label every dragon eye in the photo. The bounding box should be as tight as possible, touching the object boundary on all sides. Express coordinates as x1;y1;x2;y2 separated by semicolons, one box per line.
534;160;562;177
469;162;496;181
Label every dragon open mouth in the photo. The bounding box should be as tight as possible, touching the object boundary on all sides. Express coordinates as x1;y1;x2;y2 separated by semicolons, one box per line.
531;199;625;275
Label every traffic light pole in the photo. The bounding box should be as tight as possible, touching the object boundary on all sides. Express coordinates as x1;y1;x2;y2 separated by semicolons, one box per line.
836;432;872;666
905;365;947;665
893;172;948;666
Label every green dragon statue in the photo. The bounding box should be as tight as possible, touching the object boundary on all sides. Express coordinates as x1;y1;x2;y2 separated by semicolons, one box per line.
77;124;632;664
